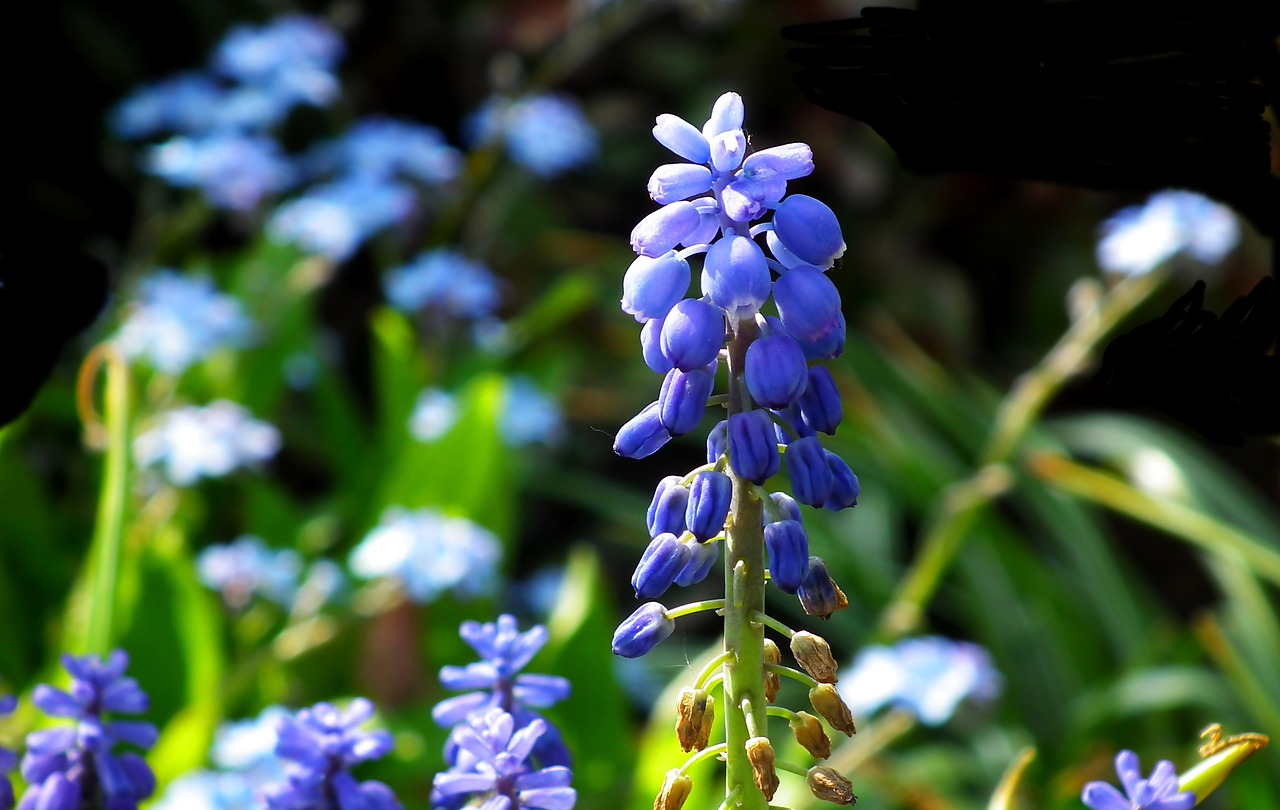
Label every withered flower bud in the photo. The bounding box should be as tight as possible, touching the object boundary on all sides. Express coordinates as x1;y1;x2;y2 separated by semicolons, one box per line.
798;557;849;619
675;686;715;752
809;683;857;736
654;769;694;810
745;736;780;800
807;765;856;805
789;710;831;759
790;630;838;683
763;638;782;702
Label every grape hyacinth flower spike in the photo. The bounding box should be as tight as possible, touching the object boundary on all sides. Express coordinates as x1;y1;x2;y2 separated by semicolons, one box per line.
432;615;575;808
20;651;158;810
264;699;401;810
1082;750;1195;810
611;91;860;809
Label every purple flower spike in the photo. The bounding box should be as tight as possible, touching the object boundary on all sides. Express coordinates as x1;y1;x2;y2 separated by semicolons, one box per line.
658;362;717;436
675;540;720;587
774;266;842;344
685;472;732;542
433;708;576;810
612;603;675;658
653;114;710;164
632;533;693;598
648;164;713;204
773;194;846;268
266;699;401;810
823;450;860;511
647;475;690;538
614;402;672;459
641;317;673;374
765;520;809;594
622;252;690;322
702;235;771;321
786;436;835;508
798;367;843;435
727;410;781;484
631;201;702;258
1082;751;1195;810
660;298;725;371
745;335;809;409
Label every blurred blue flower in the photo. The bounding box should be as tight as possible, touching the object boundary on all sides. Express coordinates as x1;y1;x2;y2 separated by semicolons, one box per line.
432;707;575;810
432;615;570;728
264;699;401;810
0;695;13;810
349;507;501;603
110;73;227;139
384;249;502;319
115;270;252;375
134;400;281;486
1082;750;1195;810
469;94;598;178
837;636;1001;726
197;536;302;609
20;651;157;810
152;707;288;810
268;177;416;260
306;117;462;185
501;377;565;448
409;388;459;442
147;133;294;211
1096;190;1240;276
211;15;344;109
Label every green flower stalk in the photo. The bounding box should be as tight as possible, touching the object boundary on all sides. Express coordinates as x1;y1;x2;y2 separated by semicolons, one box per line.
611;92;859;808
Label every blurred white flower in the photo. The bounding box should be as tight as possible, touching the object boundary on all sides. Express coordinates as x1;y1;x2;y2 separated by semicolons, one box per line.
837;636;1001;726
116;271;252;375
134;400;280;486
1096;190;1240;276
349;507;501;603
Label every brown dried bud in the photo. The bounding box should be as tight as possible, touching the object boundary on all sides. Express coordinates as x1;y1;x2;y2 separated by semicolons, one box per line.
790;631;838;684
763;638;782;703
789;710;831;759
675;687;715;752
809;683;857;736
745;736;780;801
654;769;694;810
807;766;856;805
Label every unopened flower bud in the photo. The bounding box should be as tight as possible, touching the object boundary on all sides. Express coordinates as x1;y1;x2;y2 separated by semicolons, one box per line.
809;684;856;736
648;163;713;205
800;311;846;361
745;736;780;800
622;252;691;322
727;410;780;484
658;362;717;436
763;638;782;702
675;687;716;752
647;475;689;538
807;766;856;805
765;492;803;525
702;92;744;139
702;234;770;321
722;175;786;222
653;114;710;164
641;317;674;373
790;711;831;760
615;402;672;460
674;538;718;586
791;631;838;684
743;143;814;183
823;451;860;511
709;129;747;174
774;266;842;347
706;419;728;464
632;532;692;598
745;335;808;410
798;557;848;619
684;201;721;247
765;520;809;594
632;201;701;257
660;298;724;371
612;602;675;658
798;367;842;435
654;768;694;810
786;436;835;508
773;194;846;268
685;471;731;542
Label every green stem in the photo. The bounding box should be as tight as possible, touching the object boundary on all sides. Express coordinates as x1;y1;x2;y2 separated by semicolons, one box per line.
669;598;727;621
765;664;819;689
875;268;1167;640
723;316;768;810
680;743;730;776
752;611;795;639
696;651;734;690
82;345;132;657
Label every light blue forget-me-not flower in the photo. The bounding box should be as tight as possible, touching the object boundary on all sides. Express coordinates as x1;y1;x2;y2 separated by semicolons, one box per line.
115;270;252;375
468;94;598;178
349;507;501;603
837;636;1001;726
133;401;281;486
1096;190;1240;277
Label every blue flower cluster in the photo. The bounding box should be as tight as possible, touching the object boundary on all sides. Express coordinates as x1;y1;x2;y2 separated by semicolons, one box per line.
263;699;401;810
133;400;281;486
348;507;502;604
409;378;565;448
19;651;157;810
385;249;502;321
151;707;288;810
432;615;576;810
467;94;598;178
115;270;253;375
1095;190;1240;277
837;636;1001;726
198;536;344;612
611;91;857;657
1082;751;1195;810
